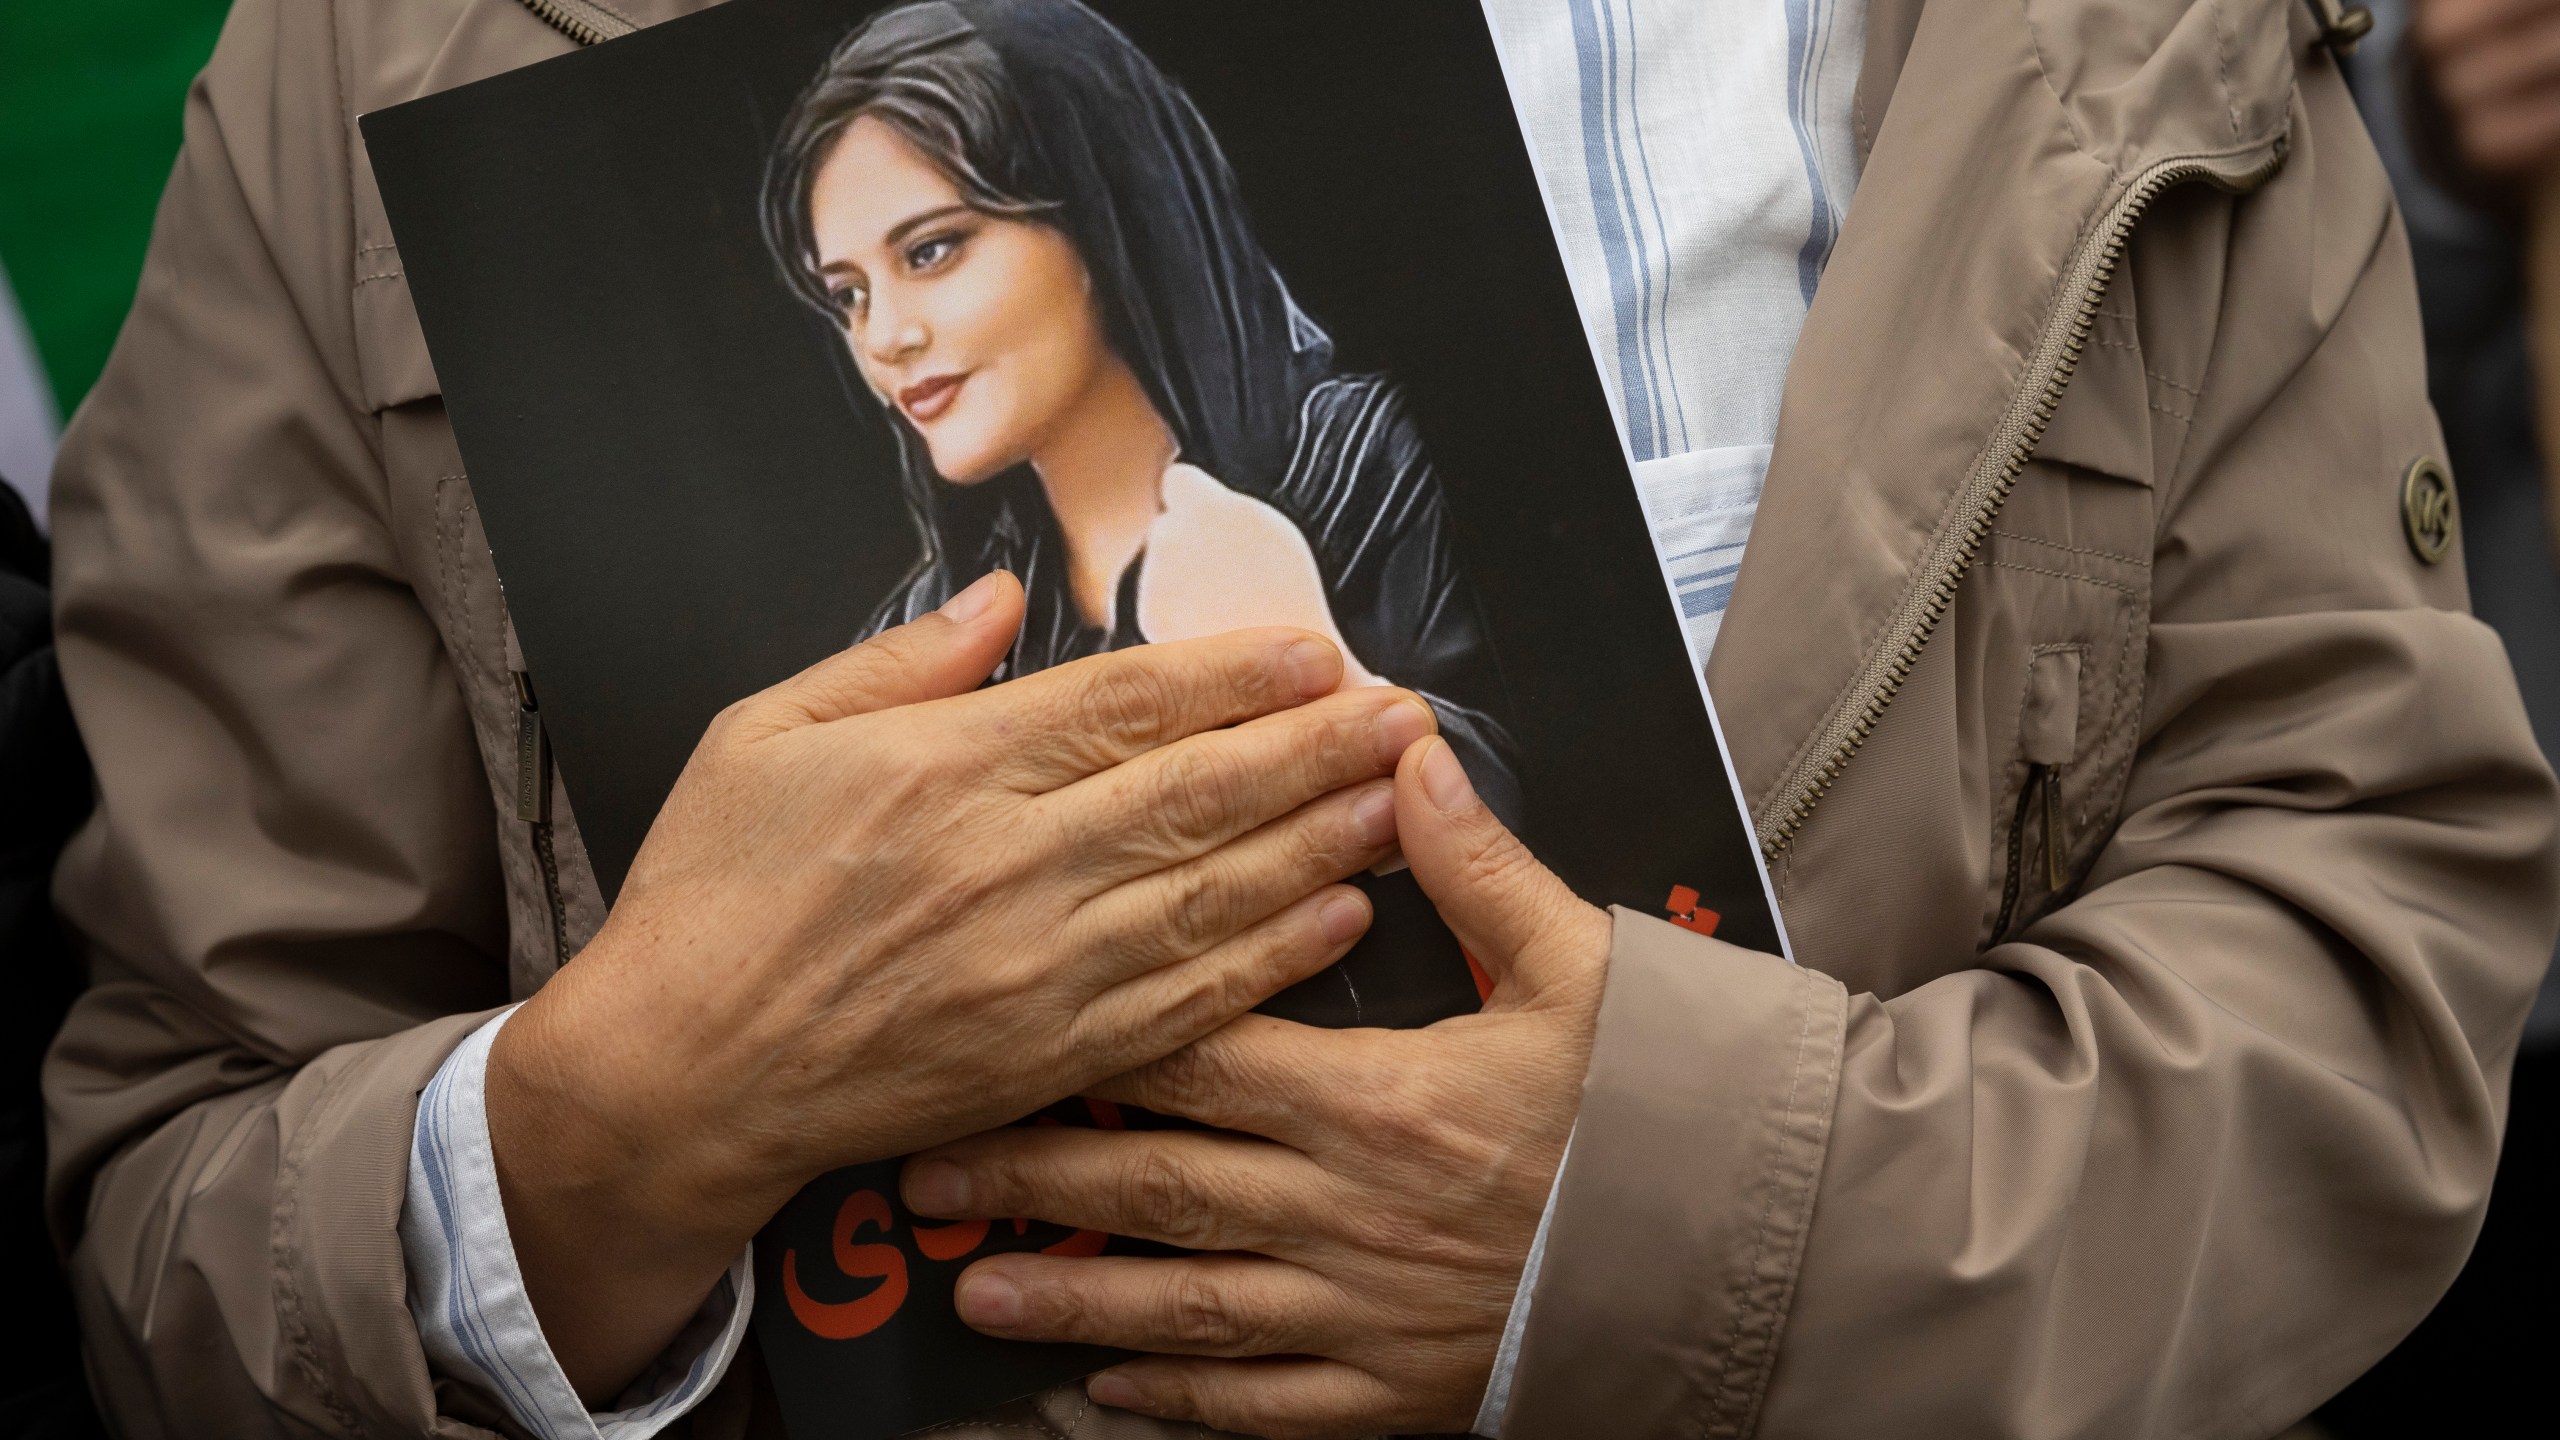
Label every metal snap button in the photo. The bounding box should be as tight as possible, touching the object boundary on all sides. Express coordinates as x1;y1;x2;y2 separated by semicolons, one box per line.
2401;457;2455;564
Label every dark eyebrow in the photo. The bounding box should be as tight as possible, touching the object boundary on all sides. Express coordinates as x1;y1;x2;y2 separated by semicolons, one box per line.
883;203;973;251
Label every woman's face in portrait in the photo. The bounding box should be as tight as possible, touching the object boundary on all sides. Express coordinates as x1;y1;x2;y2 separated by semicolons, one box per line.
809;117;1111;485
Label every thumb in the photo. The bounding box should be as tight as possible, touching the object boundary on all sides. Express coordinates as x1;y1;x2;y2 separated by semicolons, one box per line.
1395;737;1608;1008
748;571;1025;733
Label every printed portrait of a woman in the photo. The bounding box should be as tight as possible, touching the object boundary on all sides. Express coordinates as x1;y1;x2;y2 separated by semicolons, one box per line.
761;0;1524;826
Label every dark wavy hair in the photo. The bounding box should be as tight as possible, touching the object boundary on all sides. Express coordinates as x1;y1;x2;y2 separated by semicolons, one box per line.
759;0;1335;654
761;3;1057;318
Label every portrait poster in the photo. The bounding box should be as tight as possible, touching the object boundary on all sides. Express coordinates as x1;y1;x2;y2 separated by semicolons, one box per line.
363;1;1786;1435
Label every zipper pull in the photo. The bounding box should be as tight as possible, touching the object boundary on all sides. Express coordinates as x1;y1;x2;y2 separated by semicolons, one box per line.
513;669;551;825
2042;765;2065;892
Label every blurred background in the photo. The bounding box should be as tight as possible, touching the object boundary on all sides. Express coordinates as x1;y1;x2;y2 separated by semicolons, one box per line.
1;10;243;1438
0;1;232;527
0;1;2553;1436
2312;0;2560;1423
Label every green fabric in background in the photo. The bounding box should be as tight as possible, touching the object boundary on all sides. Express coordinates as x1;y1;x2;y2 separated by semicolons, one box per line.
0;0;236;415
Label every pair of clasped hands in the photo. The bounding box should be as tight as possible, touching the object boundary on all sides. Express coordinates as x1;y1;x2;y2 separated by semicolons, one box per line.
485;571;1612;1438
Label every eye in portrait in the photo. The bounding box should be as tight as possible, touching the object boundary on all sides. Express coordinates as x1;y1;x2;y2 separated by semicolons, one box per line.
760;0;1524;830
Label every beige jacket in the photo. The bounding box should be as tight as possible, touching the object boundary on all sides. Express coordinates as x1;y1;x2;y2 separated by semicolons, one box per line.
42;0;2559;1437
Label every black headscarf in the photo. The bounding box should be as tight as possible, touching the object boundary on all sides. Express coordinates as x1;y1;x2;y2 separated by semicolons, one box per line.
768;0;1336;665
757;5;1515;1014
766;0;1524;854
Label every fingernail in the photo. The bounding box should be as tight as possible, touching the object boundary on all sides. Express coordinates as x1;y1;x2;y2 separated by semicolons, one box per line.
1285;639;1343;699
1319;891;1372;946
938;572;1003;624
905;1160;971;1216
1373;698;1433;766
955;1270;1024;1329
1421;739;1477;814
1369;847;1410;878
1349;781;1400;848
1089;1373;1152;1411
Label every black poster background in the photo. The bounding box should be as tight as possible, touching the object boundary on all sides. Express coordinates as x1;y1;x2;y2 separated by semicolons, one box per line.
365;1;1785;1435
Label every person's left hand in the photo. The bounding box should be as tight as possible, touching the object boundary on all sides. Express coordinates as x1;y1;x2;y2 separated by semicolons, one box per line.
902;736;1610;1438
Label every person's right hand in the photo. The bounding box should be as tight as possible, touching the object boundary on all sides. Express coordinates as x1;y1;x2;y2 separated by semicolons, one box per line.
483;570;1437;1402
2414;0;2560;178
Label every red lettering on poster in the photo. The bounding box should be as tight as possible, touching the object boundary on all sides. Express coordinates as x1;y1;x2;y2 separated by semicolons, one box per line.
1665;885;1721;937
785;1098;1131;1340
783;1189;908;1340
913;1218;990;1261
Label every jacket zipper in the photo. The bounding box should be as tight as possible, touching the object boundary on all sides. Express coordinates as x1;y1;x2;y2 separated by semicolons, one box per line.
518;0;634;46
1760;142;2289;858
1994;764;2040;940
505;0;613;964
514;668;572;970
2041;763;2066;891
1991;760;2070;940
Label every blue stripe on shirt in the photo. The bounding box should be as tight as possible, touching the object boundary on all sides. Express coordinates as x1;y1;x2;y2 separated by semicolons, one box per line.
1569;0;1664;459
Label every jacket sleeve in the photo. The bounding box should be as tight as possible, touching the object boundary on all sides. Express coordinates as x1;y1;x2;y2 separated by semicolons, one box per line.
41;3;521;1433
1505;76;2560;1440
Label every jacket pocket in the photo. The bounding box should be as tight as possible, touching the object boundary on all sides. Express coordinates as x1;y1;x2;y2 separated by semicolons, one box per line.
1973;467;2155;947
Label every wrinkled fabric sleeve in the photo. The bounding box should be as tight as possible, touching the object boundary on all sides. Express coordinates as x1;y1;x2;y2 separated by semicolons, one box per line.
406;1008;752;1440
1505;78;2559;1440
40;2;536;1434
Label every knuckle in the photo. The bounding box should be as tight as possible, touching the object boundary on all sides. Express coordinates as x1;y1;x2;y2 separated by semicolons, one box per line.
1140;1368;1215;1427
1159;855;1241;950
1153;744;1247;845
1015;1266;1083;1333
972;1160;1037;1219
1166;1272;1255;1352
1216;940;1281;1011
953;1168;1013;1220
1456;826;1544;895
1080;661;1176;753
1143;1040;1222;1110
1154;958;1259;1041
1218;636;1292;708
1325;692;1398;765
1123;1148;1213;1245
706;697;754;741
1148;976;1222;1045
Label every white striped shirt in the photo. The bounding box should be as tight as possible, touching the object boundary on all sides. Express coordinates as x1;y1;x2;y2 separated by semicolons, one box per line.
1491;0;1864;669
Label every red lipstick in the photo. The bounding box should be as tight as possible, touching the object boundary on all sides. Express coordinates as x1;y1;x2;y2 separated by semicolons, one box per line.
898;373;965;423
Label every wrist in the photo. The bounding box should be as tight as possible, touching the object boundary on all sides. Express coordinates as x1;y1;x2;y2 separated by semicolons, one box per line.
488;966;783;1258
482;958;786;1400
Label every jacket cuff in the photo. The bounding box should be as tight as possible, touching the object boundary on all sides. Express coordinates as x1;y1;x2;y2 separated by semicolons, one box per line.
404;1006;753;1440
1503;908;1846;1440
277;1007;509;1432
